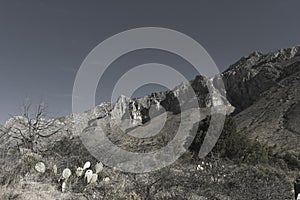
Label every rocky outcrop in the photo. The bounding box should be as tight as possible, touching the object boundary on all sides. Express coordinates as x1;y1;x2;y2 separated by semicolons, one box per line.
67;74;234;137
227;45;300;155
223;45;300;112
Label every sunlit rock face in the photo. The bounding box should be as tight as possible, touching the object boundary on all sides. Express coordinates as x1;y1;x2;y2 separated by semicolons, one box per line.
97;72;234;132
52;71;235;137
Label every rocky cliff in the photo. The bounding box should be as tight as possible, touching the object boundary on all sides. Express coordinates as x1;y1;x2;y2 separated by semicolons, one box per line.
223;45;300;112
61;73;234;138
223;45;300;155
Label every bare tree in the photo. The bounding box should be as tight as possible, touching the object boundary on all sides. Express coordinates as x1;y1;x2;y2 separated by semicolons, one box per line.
2;101;64;153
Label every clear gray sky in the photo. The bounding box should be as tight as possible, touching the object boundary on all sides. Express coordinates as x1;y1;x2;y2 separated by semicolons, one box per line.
0;0;299;123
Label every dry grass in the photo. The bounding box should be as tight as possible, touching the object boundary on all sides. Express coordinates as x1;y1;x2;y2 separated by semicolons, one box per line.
0;135;294;199
0;143;91;200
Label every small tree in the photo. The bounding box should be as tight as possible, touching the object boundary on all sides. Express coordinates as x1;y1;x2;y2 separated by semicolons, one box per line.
2;101;64;153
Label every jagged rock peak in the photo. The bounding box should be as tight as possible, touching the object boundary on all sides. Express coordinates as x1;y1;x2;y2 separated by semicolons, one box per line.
222;44;300;112
96;74;234;131
226;45;300;73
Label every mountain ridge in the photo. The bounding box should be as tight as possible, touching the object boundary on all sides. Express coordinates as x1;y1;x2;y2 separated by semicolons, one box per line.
3;45;300;155
1;45;299;200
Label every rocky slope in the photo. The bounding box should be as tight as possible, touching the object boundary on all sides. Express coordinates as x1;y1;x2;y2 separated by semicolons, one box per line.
223;45;300;112
222;45;300;155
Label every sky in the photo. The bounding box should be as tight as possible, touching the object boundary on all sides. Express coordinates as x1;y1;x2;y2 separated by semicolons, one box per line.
0;0;300;124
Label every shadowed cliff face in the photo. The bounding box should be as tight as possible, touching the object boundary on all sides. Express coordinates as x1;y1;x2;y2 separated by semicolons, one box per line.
223;45;300;112
223;45;300;155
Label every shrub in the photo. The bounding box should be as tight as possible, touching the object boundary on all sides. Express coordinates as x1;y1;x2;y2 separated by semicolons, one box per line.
281;152;300;170
190;116;272;165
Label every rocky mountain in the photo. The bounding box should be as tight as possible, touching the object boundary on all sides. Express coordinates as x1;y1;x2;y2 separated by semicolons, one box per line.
1;45;300;200
223;45;300;155
68;45;300;157
223;45;300;112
